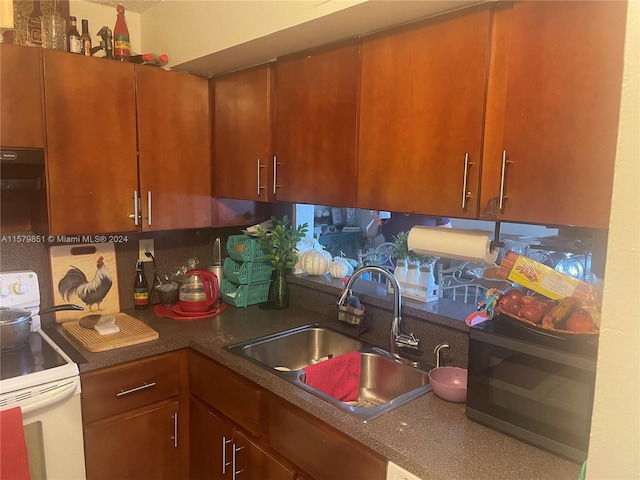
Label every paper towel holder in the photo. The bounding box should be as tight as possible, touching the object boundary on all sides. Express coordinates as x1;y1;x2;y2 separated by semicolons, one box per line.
490;222;506;253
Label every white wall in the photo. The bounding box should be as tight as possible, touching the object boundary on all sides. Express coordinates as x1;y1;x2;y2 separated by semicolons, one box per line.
587;2;640;478
140;0;365;69
69;1;141;57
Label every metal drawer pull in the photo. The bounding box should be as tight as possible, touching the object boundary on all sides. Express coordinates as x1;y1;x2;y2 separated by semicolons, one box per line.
233;444;245;479
498;149;512;211
116;381;156;397
171;413;178;448
222;437;232;474
461;152;473;209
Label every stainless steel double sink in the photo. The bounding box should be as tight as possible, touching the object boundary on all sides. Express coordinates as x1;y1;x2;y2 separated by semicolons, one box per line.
224;325;432;421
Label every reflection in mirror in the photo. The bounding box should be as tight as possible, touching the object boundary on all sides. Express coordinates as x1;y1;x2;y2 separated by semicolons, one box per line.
294;205;602;305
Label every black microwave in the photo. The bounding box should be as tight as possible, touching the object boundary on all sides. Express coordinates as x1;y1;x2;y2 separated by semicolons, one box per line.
466;317;597;464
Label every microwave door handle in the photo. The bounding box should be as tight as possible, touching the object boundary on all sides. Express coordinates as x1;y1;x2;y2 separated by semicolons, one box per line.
18;380;78;415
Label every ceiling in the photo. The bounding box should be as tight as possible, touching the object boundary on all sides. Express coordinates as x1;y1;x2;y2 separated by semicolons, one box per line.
83;0;162;14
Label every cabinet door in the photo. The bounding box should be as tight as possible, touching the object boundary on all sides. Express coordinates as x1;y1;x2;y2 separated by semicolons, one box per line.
480;1;627;228
189;350;261;436
235;430;296;480
213;65;273;201
190;396;234;480
266;392;386;480
84;401;180;480
358;7;490;217
274;41;360;206
136;66;212;231
0;44;44;148
43;51;138;235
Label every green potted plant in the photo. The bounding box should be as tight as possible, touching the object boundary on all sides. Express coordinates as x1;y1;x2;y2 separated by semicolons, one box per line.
256;215;308;309
391;231;410;282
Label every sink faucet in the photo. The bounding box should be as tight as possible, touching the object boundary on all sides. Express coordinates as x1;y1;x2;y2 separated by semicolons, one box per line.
337;265;420;358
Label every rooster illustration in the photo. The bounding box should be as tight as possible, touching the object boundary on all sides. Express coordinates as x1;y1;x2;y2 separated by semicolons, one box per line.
58;256;113;311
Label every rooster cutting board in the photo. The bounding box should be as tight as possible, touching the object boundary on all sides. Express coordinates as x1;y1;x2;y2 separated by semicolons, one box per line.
50;243;120;323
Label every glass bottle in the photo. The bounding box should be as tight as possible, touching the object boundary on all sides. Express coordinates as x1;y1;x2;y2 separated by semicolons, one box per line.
134;260;149;310
113;4;130;61
80;19;92;56
67;16;81;54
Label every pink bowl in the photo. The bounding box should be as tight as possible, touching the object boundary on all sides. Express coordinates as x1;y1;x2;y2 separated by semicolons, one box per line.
428;366;468;403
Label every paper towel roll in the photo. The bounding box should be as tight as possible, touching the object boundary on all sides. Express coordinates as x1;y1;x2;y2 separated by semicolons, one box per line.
407;226;498;264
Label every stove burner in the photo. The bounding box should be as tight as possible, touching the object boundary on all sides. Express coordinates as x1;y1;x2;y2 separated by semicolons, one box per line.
1;342;36;378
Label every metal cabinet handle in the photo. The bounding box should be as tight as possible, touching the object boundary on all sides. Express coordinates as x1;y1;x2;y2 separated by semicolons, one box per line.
170;413;178;448
257;159;265;196
147;191;152;226
461;152;473;209
131;190;139;226
498;149;512;211
116;381;156;397
222;437;232;474
233;444;245;479
273;156;283;194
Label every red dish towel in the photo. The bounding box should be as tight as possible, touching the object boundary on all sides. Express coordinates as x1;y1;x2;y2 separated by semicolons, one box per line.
0;407;31;480
303;350;361;402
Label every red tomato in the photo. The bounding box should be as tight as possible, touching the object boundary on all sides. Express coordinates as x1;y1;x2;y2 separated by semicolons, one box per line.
505;289;525;301
566;309;594;332
518;304;543;324
499;296;522;315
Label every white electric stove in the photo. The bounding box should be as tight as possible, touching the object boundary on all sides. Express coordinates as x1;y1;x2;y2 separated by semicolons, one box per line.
0;270;86;479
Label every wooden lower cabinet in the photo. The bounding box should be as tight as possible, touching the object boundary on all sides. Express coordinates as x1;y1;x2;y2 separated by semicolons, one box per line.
82;350;387;479
190;396;296;480
84;401;180;480
264;391;386;480
188;350;386;480
81;351;188;480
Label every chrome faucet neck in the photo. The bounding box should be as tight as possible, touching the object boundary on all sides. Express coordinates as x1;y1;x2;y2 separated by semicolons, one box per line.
337;265;408;356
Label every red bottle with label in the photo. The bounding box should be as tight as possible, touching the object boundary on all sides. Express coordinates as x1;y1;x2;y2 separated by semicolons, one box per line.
113;4;130;61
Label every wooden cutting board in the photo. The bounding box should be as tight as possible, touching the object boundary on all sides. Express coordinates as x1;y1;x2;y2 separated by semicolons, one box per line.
62;313;158;352
50;243;120;322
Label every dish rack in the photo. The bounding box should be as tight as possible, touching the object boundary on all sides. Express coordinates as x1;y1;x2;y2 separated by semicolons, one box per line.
221;235;272;308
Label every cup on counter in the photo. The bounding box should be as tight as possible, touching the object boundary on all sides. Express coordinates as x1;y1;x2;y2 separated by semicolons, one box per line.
157;282;179;306
41;15;67;51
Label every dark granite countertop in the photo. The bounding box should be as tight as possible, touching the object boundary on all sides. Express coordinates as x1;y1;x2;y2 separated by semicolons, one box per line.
50;291;581;480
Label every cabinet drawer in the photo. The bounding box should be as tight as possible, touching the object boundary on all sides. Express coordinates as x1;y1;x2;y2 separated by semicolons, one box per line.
266;393;385;480
189;351;261;436
81;353;180;424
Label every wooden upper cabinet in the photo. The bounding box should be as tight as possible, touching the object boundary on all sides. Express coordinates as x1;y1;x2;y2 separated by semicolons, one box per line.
358;7;491;218
0;44;45;148
213;64;273;201
480;1;627;228
273;40;360;206
136;66;212;231
43;51;138;235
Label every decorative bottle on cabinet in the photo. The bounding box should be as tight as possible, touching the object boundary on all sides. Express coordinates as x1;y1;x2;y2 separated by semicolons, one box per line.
80;19;92;56
113;4;130;61
67;16;81;54
134;260;149;310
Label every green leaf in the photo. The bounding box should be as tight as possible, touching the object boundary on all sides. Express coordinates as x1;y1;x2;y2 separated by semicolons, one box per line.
255;215;308;271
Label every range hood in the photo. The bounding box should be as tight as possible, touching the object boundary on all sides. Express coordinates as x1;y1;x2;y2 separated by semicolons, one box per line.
0;149;46;190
